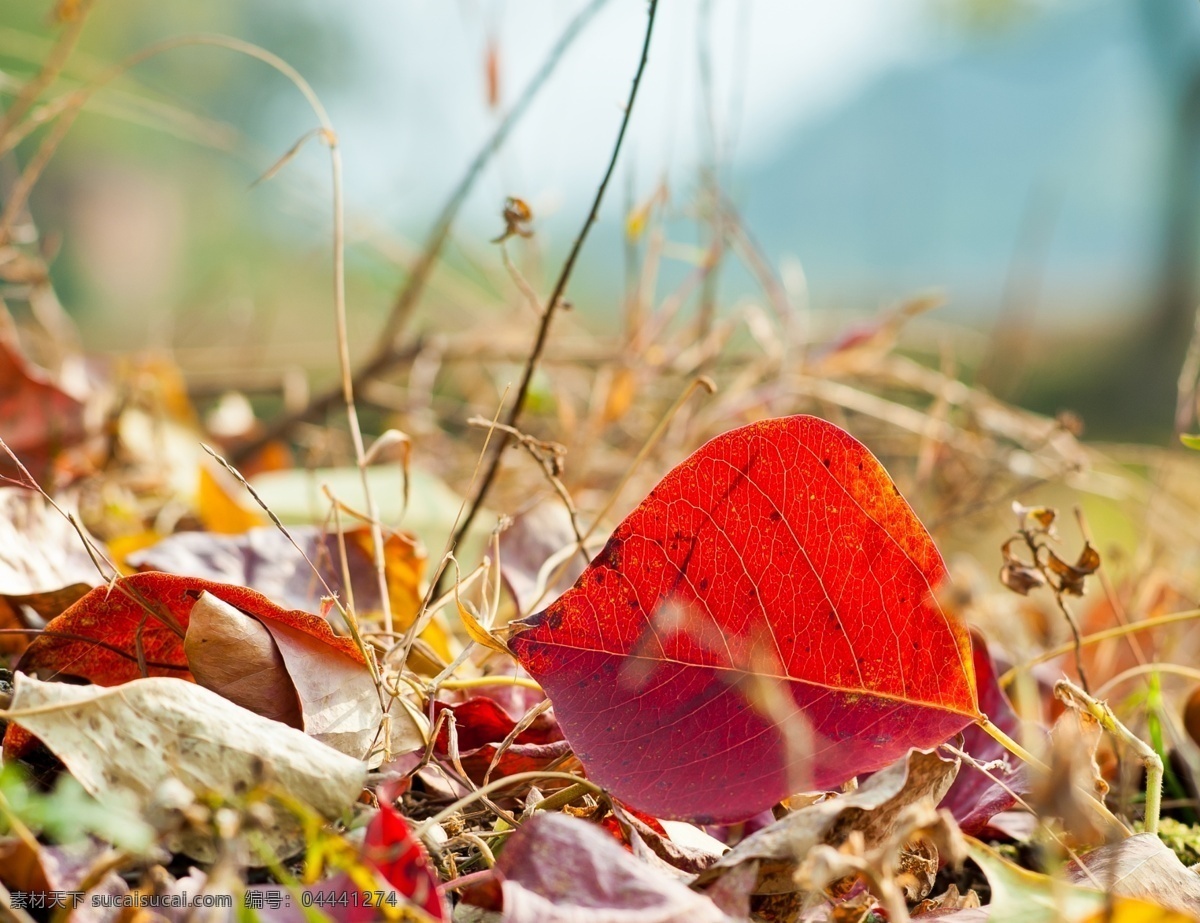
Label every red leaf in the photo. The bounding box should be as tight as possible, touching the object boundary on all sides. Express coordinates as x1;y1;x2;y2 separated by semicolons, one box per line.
434;697;561;751
434;696;567;784
0;335;86;484
331;804;448;922
15;571;364;687
243;805;449;922
510;416;979;822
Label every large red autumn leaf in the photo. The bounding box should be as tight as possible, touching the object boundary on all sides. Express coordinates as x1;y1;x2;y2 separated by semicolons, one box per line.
509;415;979;822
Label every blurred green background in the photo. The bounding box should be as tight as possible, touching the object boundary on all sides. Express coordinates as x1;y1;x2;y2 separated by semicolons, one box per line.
4;0;1200;441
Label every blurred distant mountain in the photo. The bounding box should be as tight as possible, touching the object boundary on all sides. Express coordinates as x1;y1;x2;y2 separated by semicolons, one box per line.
740;0;1171;323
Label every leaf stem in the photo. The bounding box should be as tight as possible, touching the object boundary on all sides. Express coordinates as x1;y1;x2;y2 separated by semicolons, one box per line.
438;676;542;692
442;0;661;589
1055;679;1162;836
975;714;1046;771
531;781;595;814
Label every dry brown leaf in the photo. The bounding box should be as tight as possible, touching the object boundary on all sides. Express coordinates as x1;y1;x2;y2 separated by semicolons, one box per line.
695;747;960;896
184;592;427;766
799;803;966;919
184;593;303;728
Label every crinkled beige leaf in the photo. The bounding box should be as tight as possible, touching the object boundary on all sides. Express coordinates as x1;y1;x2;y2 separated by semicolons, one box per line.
0;488;100;596
1064;834;1200;918
3;673;367;859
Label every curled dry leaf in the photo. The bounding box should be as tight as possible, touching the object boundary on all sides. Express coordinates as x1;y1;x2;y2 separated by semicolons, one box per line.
1045;543;1100;597
511;416;978;823
798;802;965;918
479;812;739;923
1012;503;1057;534
1063;834;1200;919
1000;539;1045;596
2;673;368;860
184;593;305;728
188;593;426;765
695;747;960;896
966;838;1198;923
912;883;980;916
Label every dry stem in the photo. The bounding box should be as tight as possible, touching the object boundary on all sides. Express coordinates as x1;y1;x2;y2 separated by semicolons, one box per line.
440;0;661;593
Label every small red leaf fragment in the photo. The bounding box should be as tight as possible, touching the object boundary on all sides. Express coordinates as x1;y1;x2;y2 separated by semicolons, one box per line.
434;696;566;783
510;415;978;822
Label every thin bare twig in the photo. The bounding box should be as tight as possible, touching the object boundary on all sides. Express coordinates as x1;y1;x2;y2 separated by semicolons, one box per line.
442;0;661;592
230;0;612;463
466;415;589;567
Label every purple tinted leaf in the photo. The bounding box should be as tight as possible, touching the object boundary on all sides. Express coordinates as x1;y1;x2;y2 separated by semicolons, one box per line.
494;813;737;923
499;501;585;617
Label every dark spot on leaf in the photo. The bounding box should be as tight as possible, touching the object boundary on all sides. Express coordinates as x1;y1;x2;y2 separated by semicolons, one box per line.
822;457;831;467
768;510;782;522
600;538;623;569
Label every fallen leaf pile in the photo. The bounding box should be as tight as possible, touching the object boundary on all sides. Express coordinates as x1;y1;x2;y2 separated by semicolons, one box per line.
3;357;1200;923
3;17;1200;913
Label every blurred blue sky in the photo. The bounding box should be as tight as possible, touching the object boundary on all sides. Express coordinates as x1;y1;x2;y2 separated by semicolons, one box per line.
271;0;1187;326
